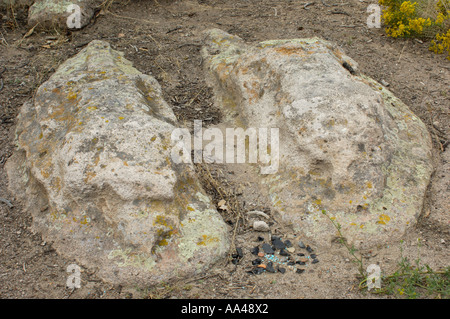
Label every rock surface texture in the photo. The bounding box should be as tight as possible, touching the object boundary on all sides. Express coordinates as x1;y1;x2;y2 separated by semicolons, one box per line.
6;40;229;286
28;0;100;30
202;29;433;249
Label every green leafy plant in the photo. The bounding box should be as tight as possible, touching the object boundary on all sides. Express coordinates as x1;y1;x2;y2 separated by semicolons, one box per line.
321;210;365;279
372;240;449;298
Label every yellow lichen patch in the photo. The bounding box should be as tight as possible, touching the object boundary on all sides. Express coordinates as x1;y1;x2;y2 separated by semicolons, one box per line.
377;214;391;225
197;234;219;246
367;182;373;189
187;205;195;212
67;91;77;100
41;168;51;179
84;171;96;183
157;239;168;246
118;116;125;120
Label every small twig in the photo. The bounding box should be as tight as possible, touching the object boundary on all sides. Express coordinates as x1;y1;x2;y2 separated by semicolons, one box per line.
397;40;408;63
0;197;13;208
184;273;218;284
329;9;350;15
321;0;331;7
303;2;315;9
177;43;202;49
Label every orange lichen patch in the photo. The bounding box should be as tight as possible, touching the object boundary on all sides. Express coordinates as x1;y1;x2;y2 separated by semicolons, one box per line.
123;161;128;166
243;80;260;103
298;126;307;135
257;264;266;269
332;48;344;60
273;46;305;56
215;62;230;82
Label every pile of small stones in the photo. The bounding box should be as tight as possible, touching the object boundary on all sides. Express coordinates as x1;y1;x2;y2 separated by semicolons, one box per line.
231;235;319;275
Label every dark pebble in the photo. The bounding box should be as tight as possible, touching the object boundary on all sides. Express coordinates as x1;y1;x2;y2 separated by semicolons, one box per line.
306;245;314;253
310;253;317;259
266;262;276;273
287;261;295;266
296;269;305;274
251;246;259;255
279;249;290;256
257;236;264;241
248;267;264;275
262;243;275;254
297;253;305;256
312;258;319;264
296;261;306;265
231;253;239;259
278;267;286;274
236;247;243;258
284;240;293;248
272;237;286;250
252;258;262;265
232;258;239;264
298;241;306;248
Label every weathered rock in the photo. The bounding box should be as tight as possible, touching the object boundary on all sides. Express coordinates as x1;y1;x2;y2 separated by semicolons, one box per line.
253;220;270;232
27;0;100;30
6;40;229;287
202;29;433;249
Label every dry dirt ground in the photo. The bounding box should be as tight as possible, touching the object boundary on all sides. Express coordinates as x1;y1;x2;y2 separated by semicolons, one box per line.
0;0;448;299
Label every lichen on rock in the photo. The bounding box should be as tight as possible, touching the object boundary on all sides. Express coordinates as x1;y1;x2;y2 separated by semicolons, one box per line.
202;29;433;249
6;40;229;286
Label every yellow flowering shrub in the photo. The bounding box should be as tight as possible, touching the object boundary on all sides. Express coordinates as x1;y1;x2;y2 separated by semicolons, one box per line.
379;0;450;60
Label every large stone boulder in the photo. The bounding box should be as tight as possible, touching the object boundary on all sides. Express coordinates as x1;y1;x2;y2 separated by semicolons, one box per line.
27;0;100;30
6;40;229;286
202;29;433;249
